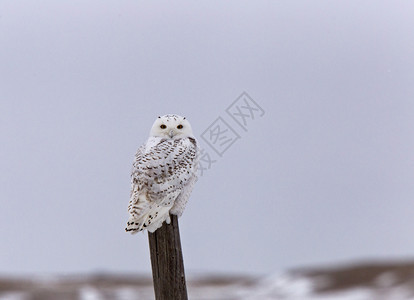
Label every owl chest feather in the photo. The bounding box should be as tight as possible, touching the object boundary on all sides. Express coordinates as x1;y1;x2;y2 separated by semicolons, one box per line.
133;137;197;198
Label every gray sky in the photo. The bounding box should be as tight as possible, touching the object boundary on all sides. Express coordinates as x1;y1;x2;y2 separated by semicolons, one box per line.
1;1;414;276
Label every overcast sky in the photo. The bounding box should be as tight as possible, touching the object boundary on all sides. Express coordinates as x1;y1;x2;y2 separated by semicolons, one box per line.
1;1;414;276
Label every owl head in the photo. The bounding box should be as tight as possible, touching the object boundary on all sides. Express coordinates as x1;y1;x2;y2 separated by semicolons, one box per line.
150;114;194;139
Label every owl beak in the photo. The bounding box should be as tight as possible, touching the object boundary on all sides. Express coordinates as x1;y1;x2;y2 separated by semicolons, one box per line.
169;130;175;138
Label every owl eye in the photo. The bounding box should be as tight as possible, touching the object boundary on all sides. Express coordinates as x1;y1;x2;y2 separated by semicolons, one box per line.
160;124;167;129
177;124;183;129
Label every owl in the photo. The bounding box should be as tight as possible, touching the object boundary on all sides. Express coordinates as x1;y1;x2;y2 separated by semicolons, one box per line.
125;114;199;233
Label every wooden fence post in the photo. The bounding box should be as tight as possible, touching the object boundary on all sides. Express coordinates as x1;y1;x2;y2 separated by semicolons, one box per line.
148;214;188;300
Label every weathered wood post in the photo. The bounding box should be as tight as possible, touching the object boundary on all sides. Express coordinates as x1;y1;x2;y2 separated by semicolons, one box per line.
148;214;188;300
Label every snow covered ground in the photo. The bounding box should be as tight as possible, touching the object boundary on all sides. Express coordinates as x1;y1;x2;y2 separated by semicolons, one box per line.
1;260;414;299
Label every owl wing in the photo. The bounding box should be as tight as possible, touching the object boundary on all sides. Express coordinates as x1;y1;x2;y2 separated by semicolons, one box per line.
126;137;198;233
170;137;199;216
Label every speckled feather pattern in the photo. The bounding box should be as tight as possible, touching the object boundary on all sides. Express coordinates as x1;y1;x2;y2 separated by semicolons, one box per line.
126;115;199;233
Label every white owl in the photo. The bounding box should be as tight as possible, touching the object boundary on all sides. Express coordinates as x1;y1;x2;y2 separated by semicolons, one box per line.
125;114;199;233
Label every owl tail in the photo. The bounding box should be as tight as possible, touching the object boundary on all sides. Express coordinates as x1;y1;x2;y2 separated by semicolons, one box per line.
125;205;172;234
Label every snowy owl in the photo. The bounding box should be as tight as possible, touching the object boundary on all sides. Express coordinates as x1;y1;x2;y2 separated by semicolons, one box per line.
125;114;199;233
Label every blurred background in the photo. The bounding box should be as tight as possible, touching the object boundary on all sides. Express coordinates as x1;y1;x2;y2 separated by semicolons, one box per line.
1;1;414;299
